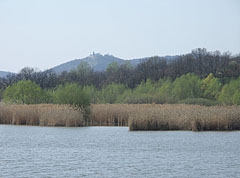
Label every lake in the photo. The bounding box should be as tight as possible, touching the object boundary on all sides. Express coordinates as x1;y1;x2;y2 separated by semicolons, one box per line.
0;125;240;178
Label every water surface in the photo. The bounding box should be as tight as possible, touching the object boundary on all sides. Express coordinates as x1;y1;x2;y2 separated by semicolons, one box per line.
0;125;240;178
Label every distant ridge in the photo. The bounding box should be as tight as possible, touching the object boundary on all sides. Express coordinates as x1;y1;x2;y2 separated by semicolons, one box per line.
0;53;177;76
51;53;177;74
0;71;13;78
52;53;125;73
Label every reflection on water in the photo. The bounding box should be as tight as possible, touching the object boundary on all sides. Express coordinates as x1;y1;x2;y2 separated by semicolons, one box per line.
0;125;240;178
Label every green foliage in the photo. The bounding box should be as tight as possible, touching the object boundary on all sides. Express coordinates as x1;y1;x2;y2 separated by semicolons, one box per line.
53;83;90;109
44;89;54;103
117;79;157;104
218;78;240;105
129;79;174;104
115;79;174;104
3;71;240;106
172;73;202;100
157;79;174;103
115;89;133;103
233;92;240;105
3;80;48;104
134;79;155;94
99;83;126;104
202;73;222;100
82;85;98;104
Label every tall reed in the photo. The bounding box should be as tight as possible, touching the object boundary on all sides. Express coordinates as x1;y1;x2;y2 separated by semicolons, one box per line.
0;104;84;127
128;104;240;131
90;104;133;126
1;103;240;131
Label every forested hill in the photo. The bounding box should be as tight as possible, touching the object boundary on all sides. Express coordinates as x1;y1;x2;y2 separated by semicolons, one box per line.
51;53;177;73
0;53;177;76
52;53;126;73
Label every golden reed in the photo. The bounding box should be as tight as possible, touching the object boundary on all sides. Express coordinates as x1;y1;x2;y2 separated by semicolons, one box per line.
1;104;240;131
90;104;132;126
0;104;84;127
91;104;240;131
128;104;240;131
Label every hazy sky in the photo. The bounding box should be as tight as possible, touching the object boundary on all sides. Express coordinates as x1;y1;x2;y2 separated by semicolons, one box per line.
0;0;240;72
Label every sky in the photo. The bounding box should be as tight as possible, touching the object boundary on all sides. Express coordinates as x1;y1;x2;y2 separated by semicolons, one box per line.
0;0;240;73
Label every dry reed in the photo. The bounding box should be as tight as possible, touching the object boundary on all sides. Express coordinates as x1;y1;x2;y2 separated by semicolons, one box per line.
128;104;240;131
0;104;84;127
90;104;133;126
1;103;240;131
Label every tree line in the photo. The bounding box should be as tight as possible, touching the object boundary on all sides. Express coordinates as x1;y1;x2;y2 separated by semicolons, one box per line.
1;48;240;106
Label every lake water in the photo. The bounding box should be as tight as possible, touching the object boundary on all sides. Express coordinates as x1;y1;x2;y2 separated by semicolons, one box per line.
0;125;240;178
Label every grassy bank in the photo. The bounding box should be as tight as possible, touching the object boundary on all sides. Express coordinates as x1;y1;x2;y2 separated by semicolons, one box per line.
0;104;84;127
1;104;240;131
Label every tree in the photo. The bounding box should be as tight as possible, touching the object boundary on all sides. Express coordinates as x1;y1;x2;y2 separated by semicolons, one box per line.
127;79;158;104
172;73;202;101
134;79;155;94
99;83;126;104
218;78;240;105
135;60;149;83
134;57;167;83
226;61;240;78
201;73;222;100
75;62;93;85
53;83;90;109
157;79;174;103
191;48;208;77
107;62;135;87
35;70;58;89
233;92;240;105
18;67;37;81
82;85;98;104
3;80;48;104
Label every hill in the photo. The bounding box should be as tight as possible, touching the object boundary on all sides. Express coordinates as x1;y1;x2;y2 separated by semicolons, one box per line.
0;71;12;78
52;53;125;73
0;53;177;76
51;53;177;74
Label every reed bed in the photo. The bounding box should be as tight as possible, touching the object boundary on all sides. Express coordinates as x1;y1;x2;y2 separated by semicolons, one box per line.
75;104;240;131
90;104;134;126
1;103;240;131
128;104;240;131
0;104;84;127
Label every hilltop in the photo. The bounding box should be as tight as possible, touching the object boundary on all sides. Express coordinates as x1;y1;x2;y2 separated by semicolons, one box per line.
51;53;176;73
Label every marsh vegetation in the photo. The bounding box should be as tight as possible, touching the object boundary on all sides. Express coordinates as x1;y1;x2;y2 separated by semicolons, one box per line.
0;104;84;127
1;104;240;131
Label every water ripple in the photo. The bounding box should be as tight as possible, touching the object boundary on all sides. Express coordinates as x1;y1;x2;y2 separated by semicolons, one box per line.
0;125;240;178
